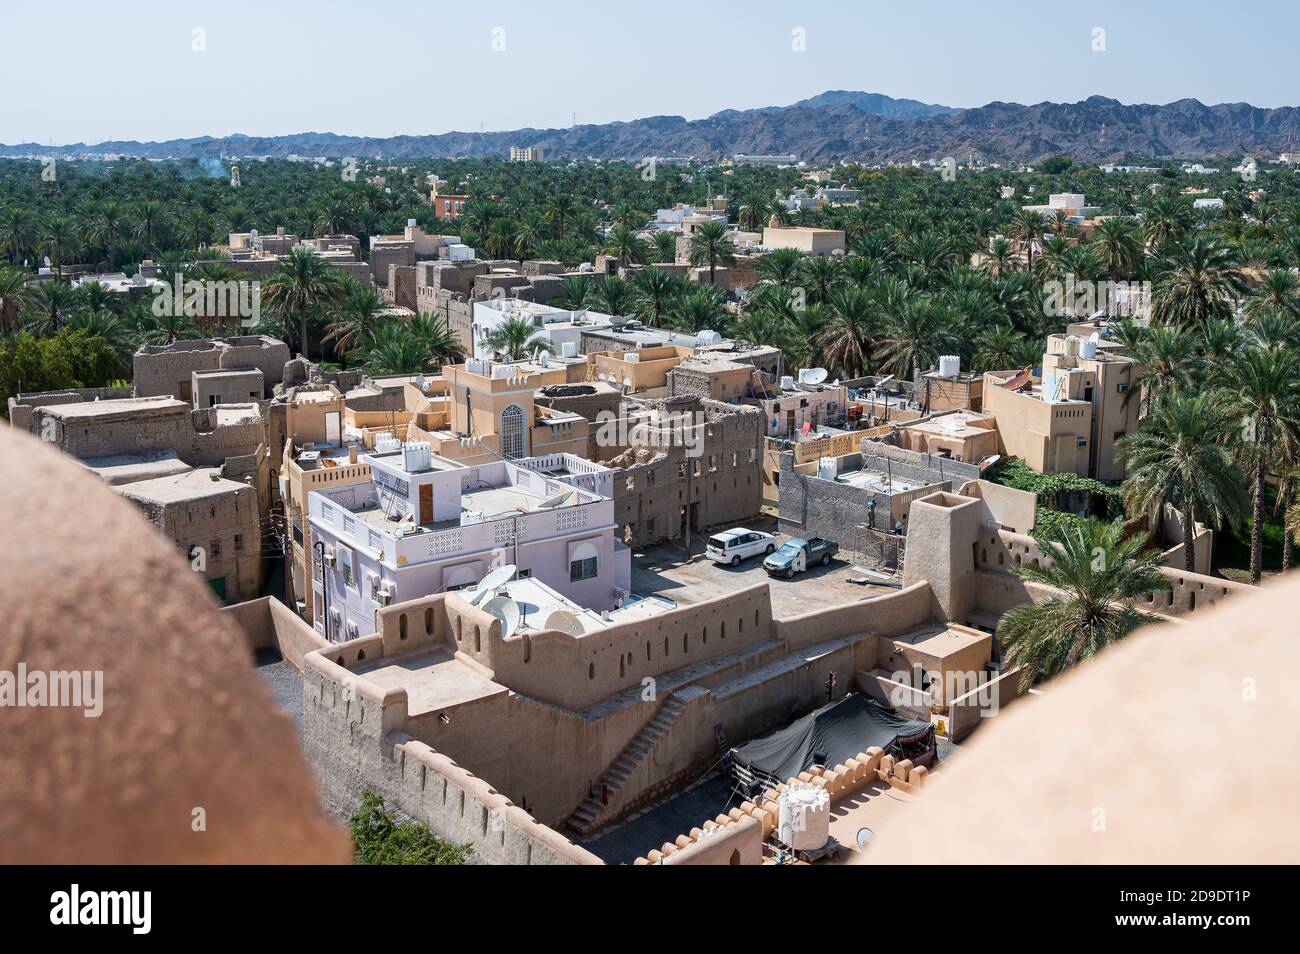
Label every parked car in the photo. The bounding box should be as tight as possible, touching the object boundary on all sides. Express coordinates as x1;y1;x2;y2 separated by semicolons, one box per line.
706;528;777;566
763;537;839;578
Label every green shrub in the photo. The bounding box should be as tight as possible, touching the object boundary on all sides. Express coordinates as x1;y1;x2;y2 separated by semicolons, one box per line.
349;789;472;865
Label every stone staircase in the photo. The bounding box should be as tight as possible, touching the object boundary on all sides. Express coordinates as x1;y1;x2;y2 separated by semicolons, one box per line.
566;694;688;835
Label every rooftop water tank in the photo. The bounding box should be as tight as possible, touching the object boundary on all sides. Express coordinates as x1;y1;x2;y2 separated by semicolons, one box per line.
779;781;830;851
561;341;578;358
402;440;433;473
817;457;838;481
938;354;961;378
780;375;796;391
1080;334;1099;359
375;435;401;454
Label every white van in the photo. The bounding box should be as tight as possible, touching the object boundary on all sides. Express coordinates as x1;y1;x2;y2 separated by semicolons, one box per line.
706;528;777;566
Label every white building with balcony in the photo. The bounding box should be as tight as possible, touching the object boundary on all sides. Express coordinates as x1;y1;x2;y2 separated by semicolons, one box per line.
307;442;628;642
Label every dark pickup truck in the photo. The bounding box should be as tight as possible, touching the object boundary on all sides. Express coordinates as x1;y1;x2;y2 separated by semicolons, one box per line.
762;537;839;578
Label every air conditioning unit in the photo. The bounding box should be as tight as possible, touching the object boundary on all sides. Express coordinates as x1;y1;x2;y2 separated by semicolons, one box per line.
377;585;394;606
1116;382;1129;393
322;546;337;567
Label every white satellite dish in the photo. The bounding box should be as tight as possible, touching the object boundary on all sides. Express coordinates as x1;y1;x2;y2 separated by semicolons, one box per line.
543;609;583;636
802;367;829;386
483;595;520;637
415;373;428;391
467;564;517;605
537;489;574;510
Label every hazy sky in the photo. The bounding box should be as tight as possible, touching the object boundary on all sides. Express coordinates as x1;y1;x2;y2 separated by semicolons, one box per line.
5;0;1297;145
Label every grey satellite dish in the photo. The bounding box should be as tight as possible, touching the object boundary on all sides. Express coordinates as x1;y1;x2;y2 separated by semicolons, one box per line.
415;373;427;391
802;367;829;386
856;827;875;850
42;256;51;268
468;564;517;605
483;595;520;637
537;490;573;510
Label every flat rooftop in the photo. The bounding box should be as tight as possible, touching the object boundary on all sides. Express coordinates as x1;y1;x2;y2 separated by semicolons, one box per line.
905;412;994;439
891;622;989;659
80;450;192;486
835;466;932;495
116;468;251;504
42;396;187;420
353;646;505;716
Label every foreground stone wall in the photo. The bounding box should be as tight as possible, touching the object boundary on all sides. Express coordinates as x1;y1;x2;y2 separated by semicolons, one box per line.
301;651;601;865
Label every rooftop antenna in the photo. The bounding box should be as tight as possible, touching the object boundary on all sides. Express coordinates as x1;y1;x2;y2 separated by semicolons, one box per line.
537;489;574;510
467;564;517;606
483;595;520;637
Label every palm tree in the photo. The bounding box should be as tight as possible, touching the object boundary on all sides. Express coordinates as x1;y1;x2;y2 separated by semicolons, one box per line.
408;312;463;368
1245;268;1300;322
631;267;682;327
482;315;547;360
1225;346;1300;583
756;247;804;287
1119;391;1248;572
361;323;432;376
1150;236;1246;329
1090;216;1143;280
0;205;38;265
594;275;636;317
41;212;75;273
0;267;29;334
553;274;595;310
668;285;728;334
22;280;78;336
323;280;389;363
818;286;875;378
972;323;1024;371
875;297;955;381
544;194;576;238
687;220;735;286
984;236;1015;278
651;231;677;264
1008;209;1046;272
999;519;1172;689
800;255;841;305
261;247;344;359
601;223;649;268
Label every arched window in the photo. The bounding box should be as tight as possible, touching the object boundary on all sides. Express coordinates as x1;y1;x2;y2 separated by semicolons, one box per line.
500;403;526;459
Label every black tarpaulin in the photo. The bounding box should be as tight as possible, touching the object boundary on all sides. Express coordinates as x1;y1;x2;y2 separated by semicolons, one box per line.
729;693;934;789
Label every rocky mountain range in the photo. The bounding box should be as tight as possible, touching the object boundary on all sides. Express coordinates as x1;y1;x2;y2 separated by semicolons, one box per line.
4;92;1297;164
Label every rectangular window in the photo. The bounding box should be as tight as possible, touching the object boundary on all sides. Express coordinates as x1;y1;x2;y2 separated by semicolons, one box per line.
210;539;222;560
234;534;243;553
570;557;598;582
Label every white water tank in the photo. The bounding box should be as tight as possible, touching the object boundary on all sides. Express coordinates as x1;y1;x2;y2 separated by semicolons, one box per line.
561;341;578;358
447;243;473;262
779;781;831;851
624;352;640;363
375;434;400;454
817;457;838;481
1065;335;1081;356
780;375;796;391
938;354;961;378
1080;334;1099;359
402;440;433;473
